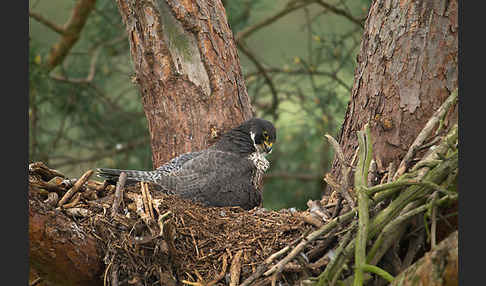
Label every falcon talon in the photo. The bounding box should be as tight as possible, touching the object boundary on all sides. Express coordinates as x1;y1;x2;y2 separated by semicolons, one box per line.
97;118;276;210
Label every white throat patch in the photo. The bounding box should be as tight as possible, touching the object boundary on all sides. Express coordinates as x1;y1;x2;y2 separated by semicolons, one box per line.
249;152;270;172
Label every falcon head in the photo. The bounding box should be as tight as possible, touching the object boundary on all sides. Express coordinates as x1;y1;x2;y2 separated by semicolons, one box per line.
248;118;276;155
212;117;276;156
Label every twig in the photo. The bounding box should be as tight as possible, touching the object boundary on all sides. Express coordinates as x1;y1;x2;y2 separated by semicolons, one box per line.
324;134;356;208
64;207;93;217
353;123;373;286
111;172;127;217
207;254;228;286
324;134;346;167
58;169;93;207
401;230;425;270
429;192;439;249
61;192;82;209
394;90;458;180
366;180;452;197
367;194;456;265
229;250;244;286
237;42;279;119
317;120;458;285
111;263;119;286
156;211;172;237
367;200;421;266
29;161;66;179
387;161;397;183
29;277;42;286
264;209;357;277
141;182;155;221
239;243;294;286
190;228;200;258
104;255;114;286
235;0;312;42
372;133;457;204
29;11;64;34
315;0;365;28
50;47;101;84
308;200;331;221
330;195;343;219
316;222;355;285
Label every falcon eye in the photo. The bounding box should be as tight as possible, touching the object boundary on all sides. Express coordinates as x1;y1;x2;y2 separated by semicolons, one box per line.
263;131;269;140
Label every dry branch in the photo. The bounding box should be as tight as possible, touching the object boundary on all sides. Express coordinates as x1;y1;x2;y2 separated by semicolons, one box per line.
324;134;356;209
111;172;127;216
229;250;244;286
394;90;458;180
58;169;93;207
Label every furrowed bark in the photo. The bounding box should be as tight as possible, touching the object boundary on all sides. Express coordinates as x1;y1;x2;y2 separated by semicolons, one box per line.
115;0;253;168
329;0;458;183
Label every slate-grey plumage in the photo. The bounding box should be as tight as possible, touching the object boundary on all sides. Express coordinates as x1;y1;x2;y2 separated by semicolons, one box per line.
97;118;276;210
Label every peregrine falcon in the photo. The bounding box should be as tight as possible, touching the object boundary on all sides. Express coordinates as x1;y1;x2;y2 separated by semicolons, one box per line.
97;118;276;210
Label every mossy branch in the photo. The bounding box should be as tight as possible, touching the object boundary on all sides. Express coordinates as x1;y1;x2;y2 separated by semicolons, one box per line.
367;194;456;263
361;264;394;283
312;123;458;285
354;123;373;286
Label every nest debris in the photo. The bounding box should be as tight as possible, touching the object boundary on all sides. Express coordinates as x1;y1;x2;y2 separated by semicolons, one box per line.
28;162;345;286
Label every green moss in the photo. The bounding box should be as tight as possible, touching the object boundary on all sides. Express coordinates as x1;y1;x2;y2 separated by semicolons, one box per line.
158;1;193;60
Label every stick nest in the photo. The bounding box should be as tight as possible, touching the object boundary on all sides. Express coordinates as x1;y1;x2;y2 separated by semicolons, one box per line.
29;162;341;285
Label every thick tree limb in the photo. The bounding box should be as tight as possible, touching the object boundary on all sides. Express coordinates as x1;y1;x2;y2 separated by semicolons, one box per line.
29;199;103;286
37;0;97;71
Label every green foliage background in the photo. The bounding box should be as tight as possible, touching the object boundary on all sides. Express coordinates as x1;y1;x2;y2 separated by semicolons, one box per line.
29;0;371;210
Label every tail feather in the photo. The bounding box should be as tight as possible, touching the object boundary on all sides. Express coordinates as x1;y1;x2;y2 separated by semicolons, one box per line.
96;168;159;184
97;168;184;194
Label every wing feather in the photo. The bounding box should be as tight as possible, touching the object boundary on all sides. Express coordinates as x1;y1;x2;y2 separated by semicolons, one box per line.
155;150;253;196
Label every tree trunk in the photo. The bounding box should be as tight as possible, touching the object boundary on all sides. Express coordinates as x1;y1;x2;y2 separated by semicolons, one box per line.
328;0;458;184
115;0;253;168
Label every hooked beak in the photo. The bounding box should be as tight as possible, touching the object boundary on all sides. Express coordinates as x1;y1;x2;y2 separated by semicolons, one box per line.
263;141;273;154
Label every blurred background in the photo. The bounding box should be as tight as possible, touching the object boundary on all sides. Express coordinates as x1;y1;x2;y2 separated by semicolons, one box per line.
29;0;371;210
